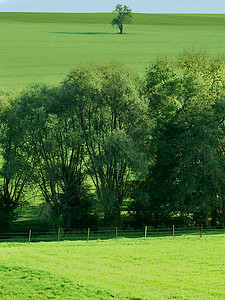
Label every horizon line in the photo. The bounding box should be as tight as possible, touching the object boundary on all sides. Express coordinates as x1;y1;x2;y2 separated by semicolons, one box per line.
1;11;225;14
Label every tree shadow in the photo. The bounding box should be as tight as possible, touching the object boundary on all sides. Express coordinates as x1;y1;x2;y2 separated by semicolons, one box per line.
51;32;112;35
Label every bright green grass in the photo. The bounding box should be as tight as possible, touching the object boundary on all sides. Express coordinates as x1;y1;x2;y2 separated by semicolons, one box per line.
1;13;225;91
0;236;225;299
1;12;225;26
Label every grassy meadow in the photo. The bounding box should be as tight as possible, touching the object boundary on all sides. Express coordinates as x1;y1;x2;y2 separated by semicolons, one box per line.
1;13;225;91
1;13;225;299
0;235;225;299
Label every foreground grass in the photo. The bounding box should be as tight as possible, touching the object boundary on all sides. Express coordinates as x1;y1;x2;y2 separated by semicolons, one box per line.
1;13;225;90
0;236;225;299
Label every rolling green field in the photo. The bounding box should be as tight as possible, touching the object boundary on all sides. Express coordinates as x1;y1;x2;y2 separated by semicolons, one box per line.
1;14;225;299
1;13;225;91
0;236;225;299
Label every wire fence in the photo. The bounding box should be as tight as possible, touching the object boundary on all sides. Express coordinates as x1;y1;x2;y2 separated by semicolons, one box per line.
1;226;225;243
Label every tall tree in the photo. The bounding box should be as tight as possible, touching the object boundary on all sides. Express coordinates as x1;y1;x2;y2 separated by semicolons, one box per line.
4;85;92;229
130;58;182;227
62;64;151;226
111;4;132;34
132;54;225;227
172;54;225;226
0;96;28;229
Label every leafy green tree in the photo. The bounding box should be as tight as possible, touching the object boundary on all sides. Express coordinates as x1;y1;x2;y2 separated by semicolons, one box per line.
131;54;225;227
130;58;182;227
111;4;132;34
62;64;151;226
4;85;92;229
173;54;225;226
0;96;29;230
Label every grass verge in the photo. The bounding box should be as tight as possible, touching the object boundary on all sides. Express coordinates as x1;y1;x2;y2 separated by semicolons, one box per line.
0;235;225;299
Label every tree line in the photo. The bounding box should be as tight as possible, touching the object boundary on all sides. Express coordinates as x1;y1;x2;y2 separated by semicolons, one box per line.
0;53;225;230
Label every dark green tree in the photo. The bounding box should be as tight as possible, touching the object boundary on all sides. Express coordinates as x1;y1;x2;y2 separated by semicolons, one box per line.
62;63;151;226
172;54;225;226
131;54;225;227
111;4;132;34
130;58;182;227
0;96;29;230
4;85;92;229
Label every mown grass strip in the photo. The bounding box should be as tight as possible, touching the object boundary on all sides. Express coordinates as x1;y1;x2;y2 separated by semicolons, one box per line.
1;236;225;299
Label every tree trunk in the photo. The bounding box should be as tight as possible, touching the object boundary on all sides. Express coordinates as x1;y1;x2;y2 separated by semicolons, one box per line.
221;198;225;226
104;205;121;227
113;203;121;227
104;210;114;227
119;24;123;34
204;197;209;228
204;209;209;228
20;204;23;217
65;207;72;230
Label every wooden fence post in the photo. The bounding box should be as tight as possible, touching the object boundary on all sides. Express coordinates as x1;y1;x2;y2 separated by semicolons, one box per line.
58;228;60;243
116;227;118;240
200;224;203;238
87;228;90;242
173;225;175;239
144;226;148;240
28;229;31;244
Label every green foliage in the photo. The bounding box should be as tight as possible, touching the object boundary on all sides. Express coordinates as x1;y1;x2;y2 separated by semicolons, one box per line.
131;53;225;227
0;94;29;230
3;84;93;230
111;4;132;34
62;63;151;226
1;54;225;229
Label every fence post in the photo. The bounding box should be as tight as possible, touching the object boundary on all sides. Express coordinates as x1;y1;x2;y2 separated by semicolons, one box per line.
28;229;32;244
200;224;203;238
87;228;90;242
144;226;148;240
173;225;175;239
116;227;118;240
58;228;60;243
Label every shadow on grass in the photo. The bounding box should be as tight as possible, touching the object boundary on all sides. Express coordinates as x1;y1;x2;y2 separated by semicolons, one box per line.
51;31;112;35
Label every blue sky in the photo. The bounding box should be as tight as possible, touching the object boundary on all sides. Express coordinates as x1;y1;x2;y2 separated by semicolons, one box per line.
0;0;225;13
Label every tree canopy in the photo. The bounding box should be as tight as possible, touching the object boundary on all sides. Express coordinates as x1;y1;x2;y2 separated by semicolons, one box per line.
111;4;132;34
1;54;225;230
131;53;225;227
61;63;151;225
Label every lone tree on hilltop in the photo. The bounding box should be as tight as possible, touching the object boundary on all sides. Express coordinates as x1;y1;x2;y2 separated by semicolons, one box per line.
111;4;132;34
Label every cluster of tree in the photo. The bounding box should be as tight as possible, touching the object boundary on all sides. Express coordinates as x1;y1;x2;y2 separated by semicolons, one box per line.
0;53;225;230
131;54;225;227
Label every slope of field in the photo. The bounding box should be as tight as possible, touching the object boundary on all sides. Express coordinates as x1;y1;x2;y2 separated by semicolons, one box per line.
1;12;225;26
0;236;225;299
0;13;225;91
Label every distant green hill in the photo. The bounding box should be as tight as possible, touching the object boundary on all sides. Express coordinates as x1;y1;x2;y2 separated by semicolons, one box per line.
1;12;225;26
1;12;225;90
